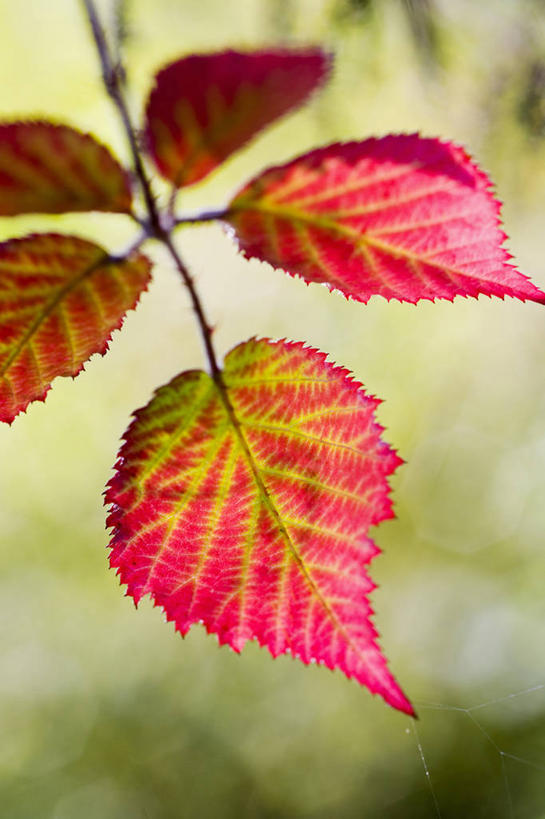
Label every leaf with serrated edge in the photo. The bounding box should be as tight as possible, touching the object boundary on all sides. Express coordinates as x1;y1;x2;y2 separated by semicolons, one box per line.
145;49;330;188
0;122;132;215
225;135;545;304
106;338;413;715
0;234;151;423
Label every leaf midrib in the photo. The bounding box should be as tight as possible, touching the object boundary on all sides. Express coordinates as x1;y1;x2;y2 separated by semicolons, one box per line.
215;368;376;666
227;200;481;282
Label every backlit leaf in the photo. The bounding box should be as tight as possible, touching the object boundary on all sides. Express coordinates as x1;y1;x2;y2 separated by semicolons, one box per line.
0;122;132;215
145;49;330;188
225;135;545;304
106;338;413;714
0;234;151;423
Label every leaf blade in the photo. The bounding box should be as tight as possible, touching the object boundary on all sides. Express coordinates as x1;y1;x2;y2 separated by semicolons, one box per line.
226;135;545;304
0;234;151;423
0;122;132;215
107;337;412;714
145;48;331;188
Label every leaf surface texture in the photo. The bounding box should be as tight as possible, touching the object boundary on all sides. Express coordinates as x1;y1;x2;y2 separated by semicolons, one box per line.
0;234;151;422
107;338;412;714
0;122;132;215
226;135;545;304
145;49;330;188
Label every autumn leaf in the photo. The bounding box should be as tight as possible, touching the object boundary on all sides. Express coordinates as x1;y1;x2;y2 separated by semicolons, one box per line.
225;135;545;304
0;234;151;423
0;122;132;215
106;337;413;715
145;48;330;188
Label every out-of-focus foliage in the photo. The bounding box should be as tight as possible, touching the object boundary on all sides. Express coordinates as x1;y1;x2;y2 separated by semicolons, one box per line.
335;0;442;68
1;1;545;817
145;48;330;187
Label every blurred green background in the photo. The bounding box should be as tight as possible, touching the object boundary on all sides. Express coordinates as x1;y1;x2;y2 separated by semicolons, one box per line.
1;0;545;816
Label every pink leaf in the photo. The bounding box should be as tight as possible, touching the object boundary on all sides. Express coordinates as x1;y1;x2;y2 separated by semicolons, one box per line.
145;48;330;188
225;135;545;304
106;338;413;715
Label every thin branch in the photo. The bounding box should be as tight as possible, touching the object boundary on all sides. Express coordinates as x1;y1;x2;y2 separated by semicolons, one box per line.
161;234;221;378
81;0;222;380
110;228;150;263
81;0;160;233
174;209;230;228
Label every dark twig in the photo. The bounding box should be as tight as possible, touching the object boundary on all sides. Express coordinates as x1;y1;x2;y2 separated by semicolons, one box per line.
174;209;230;228
82;0;161;234
161;235;221;379
81;0;223;379
110;228;150;263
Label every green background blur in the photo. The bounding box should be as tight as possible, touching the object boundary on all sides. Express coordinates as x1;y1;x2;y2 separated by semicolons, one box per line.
1;0;545;816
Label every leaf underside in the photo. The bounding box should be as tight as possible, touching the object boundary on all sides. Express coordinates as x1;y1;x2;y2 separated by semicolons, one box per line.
0;121;132;215
0;234;151;423
145;48;330;188
226;134;545;305
106;338;413;714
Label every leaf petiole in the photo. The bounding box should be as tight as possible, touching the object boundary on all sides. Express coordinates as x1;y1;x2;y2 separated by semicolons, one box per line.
173;209;230;228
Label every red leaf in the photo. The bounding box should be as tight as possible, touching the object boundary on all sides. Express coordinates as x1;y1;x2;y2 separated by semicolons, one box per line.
225;135;545;304
0;122;132;215
145;49;330;188
0;234;151;423
106;338;413;715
